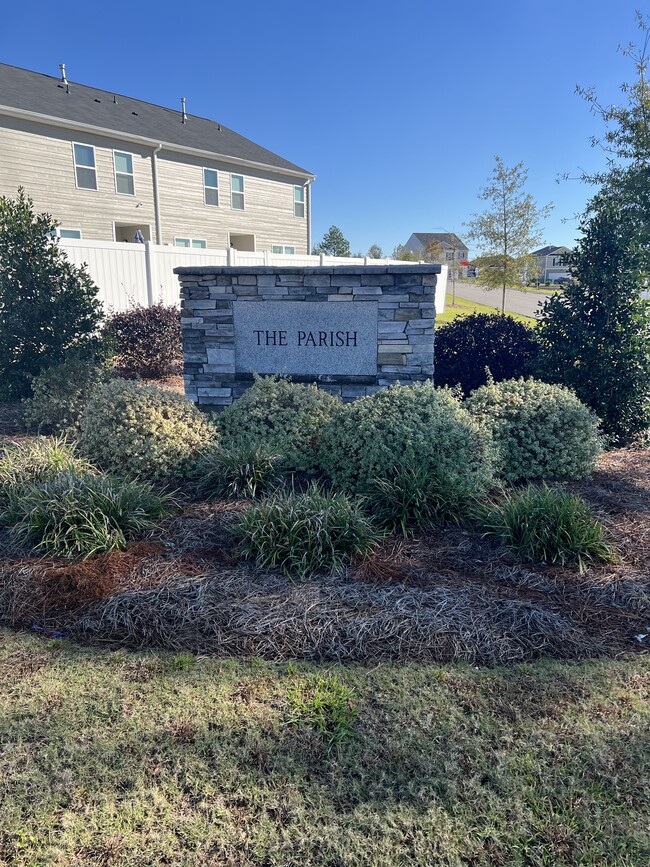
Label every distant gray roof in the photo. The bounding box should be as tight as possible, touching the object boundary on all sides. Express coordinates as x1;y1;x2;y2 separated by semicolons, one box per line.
0;62;313;177
532;245;571;257
413;232;468;249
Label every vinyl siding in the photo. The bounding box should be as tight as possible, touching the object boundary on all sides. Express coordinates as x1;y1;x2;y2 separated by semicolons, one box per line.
0;116;155;239
156;150;308;251
0;115;309;251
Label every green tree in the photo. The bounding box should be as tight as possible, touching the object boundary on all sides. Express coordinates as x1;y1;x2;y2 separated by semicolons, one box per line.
537;15;650;441
391;244;419;261
312;226;351;257
368;244;383;259
465;157;553;313
0;188;105;398
537;199;650;441
421;240;443;263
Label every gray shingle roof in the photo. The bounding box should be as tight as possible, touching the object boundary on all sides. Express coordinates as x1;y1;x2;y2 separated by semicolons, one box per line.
413;232;468;249
0;62;313;177
532;245;571;257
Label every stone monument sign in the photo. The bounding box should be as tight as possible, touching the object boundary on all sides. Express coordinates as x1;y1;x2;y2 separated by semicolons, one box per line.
175;265;440;409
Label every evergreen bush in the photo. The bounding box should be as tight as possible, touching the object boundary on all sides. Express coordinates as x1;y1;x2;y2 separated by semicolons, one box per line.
317;383;495;523
79;379;216;480
0;189;105;399
466;378;602;483
23;359;110;434
216;375;342;473
434;313;540;395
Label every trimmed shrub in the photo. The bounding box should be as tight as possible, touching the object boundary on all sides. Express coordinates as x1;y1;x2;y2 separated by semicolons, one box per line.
317;383;495;522
105;303;181;379
194;442;283;499
434;313;540;395
79;379;216;480
480;484;615;571
10;470;172;558
466;378;603;483
23;359;110;434
0;437;94;525
233;485;381;579
216;375;342;473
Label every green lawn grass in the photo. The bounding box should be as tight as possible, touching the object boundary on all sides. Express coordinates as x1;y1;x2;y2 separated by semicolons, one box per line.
1;629;648;866
437;293;536;325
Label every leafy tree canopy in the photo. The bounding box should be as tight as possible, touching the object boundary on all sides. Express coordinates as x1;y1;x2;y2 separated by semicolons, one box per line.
465;156;553;312
537;16;650;441
0;188;105;399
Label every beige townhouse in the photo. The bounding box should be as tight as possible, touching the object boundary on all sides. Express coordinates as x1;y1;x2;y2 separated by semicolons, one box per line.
0;63;314;254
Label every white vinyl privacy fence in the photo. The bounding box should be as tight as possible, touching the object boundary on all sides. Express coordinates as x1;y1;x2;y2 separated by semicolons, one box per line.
59;239;447;315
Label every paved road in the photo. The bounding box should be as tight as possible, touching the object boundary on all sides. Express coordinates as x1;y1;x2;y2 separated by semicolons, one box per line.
448;281;552;318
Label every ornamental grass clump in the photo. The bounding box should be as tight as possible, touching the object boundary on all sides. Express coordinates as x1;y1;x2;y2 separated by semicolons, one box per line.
216;375;342;473
233;485;381;579
10;470;172;558
465;377;603;483
79;379;217;481
194;442;283;500
364;463;468;536
0;437;94;525
481;484;615;572
318;382;495;525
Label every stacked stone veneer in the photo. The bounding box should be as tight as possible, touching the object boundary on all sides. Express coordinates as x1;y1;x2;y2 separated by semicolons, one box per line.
175;265;439;409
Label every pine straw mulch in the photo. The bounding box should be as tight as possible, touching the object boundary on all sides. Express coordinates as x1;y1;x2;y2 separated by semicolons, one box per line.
0;450;648;664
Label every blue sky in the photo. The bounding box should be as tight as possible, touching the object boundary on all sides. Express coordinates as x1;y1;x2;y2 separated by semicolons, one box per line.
1;0;644;256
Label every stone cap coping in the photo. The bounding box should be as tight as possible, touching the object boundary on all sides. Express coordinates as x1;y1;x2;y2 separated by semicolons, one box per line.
173;264;442;276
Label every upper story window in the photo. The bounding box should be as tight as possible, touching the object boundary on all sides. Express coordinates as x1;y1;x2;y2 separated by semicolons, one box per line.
72;143;97;190
174;237;207;249
114;152;135;195
59;228;82;239
231;174;245;210
272;245;295;254
294;185;305;218
445;250;454;260
204;169;219;206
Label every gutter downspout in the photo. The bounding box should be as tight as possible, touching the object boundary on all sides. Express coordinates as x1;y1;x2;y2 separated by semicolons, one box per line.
152;144;162;244
306;179;312;254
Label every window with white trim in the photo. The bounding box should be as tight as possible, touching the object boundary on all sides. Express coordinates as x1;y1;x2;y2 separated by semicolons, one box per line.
114;151;135;195
59;228;82;239
231;174;245;209
203;169;219;206
445;250;454;260
272;245;295;254
174;238;207;249
72;143;97;190
294;185;305;218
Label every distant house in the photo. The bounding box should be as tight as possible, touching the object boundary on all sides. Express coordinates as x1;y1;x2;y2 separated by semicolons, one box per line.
531;245;571;283
402;232;469;276
0;62;315;253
